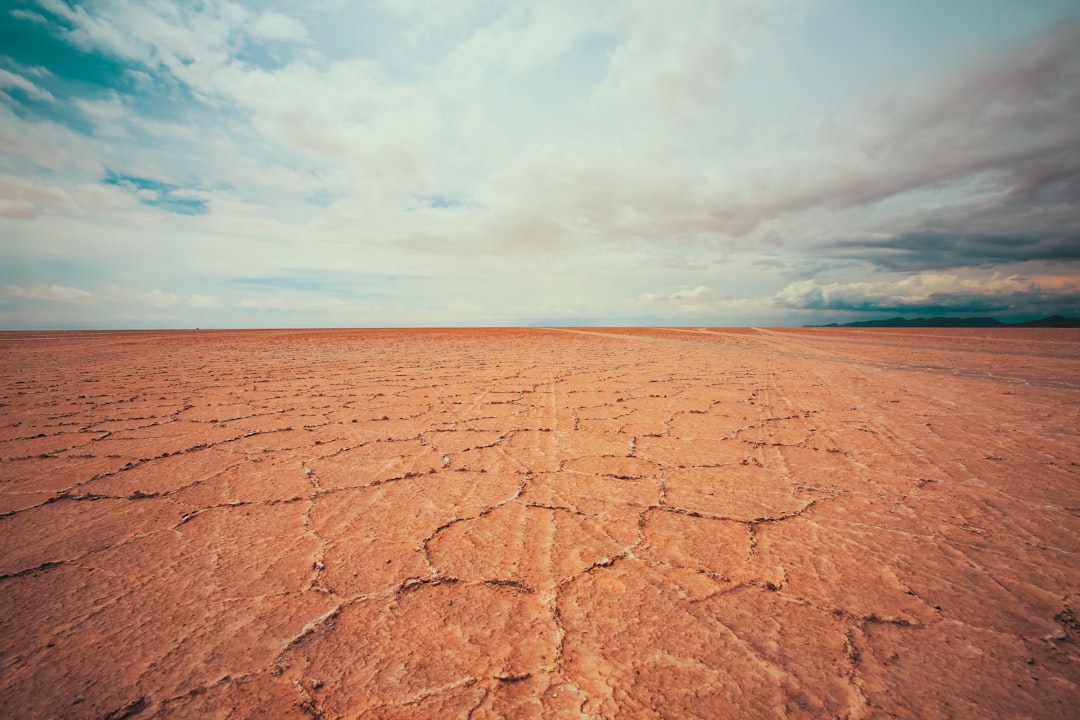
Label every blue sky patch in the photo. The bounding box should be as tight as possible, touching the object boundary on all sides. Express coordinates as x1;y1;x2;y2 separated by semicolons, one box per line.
104;171;209;216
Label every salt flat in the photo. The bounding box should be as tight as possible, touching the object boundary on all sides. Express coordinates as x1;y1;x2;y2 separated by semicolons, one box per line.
1;327;1078;718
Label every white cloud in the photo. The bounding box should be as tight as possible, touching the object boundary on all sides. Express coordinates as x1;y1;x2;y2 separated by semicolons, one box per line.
250;12;310;44
2;284;94;303
10;9;50;25
75;93;129;133
71;183;142;215
0;199;35;219
0;102;104;173
639;286;720;305
594;0;789;123
130;289;219;308
441;1;593;85
0;68;55;102
635;286;763;316
0;173;78;217
132;117;198;141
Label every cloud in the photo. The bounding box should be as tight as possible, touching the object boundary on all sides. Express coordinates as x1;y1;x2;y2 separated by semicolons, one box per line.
0;68;55;102
2;283;94;303
21;5;1080;209
250;13;310;44
593;0;794;124
74;93;130;136
639;286;720;305
816;21;1080;208
682;20;1080;253
0;101;104;173
635;286;762;316
437;15;1080;258
131;116;198;141
27;1;1074;256
10;9;51;26
828;231;1080;271
441;1;595;85
129;289;220;308
34;0;245;72
0;167;207;221
28;1;327;151
773;273;1080;315
0;172;77;218
0;200;35;219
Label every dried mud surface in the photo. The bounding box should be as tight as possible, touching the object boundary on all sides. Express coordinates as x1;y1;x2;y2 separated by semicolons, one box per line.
1;326;1078;719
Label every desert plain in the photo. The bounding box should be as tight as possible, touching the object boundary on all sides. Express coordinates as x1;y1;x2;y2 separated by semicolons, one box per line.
0;326;1078;718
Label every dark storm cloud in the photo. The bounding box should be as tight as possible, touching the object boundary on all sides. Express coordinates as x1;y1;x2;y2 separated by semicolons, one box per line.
800;288;1080;315
829;232;1080;271
787;21;1080;276
820;155;1080;272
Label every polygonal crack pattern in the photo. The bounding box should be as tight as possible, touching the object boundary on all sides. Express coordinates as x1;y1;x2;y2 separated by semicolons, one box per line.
1;327;1079;718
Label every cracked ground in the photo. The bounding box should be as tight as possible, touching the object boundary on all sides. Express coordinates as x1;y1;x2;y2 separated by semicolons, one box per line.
1;326;1078;719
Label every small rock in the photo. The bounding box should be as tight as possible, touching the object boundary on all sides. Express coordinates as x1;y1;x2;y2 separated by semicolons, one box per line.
494;670;531;683
596;556;613;567
1044;628;1068;642
72;696;84;705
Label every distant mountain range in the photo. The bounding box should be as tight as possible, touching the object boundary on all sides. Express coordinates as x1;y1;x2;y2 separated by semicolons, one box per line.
811;315;1080;328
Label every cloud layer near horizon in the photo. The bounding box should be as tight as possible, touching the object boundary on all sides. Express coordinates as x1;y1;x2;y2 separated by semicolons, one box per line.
1;0;1078;328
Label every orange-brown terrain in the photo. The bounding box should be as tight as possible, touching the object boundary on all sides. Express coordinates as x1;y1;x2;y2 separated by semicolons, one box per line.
1;326;1078;719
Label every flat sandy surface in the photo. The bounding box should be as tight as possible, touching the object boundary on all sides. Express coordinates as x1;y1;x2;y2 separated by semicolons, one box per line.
1;327;1078;718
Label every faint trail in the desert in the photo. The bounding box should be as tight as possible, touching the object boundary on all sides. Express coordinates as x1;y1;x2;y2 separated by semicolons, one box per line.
1;327;1078;718
549;326;1080;391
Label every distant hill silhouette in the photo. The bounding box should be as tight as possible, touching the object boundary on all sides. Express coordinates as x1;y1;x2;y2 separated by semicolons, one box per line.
811;315;1080;328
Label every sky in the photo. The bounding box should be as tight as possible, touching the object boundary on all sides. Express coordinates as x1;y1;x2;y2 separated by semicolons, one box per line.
1;0;1078;329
